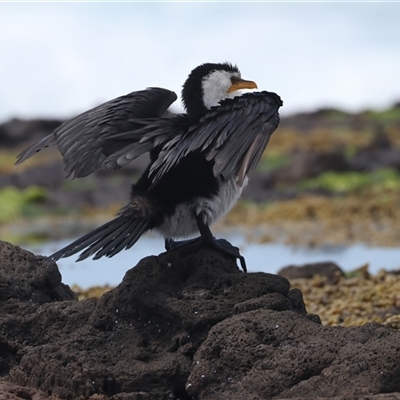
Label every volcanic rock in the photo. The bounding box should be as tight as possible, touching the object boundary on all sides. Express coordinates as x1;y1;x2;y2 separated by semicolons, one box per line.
0;241;400;399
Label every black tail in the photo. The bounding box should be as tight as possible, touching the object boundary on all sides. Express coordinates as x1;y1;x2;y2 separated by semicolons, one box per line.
49;214;150;262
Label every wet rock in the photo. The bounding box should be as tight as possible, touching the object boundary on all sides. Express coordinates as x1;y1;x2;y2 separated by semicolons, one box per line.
278;261;344;284
1;241;400;399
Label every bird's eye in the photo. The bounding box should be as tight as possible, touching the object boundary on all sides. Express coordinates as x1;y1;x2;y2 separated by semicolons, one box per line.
230;76;241;84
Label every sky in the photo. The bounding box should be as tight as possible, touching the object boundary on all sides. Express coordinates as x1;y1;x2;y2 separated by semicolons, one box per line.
1;2;399;123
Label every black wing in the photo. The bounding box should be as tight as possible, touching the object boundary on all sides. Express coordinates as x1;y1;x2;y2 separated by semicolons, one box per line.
15;88;177;178
141;91;282;185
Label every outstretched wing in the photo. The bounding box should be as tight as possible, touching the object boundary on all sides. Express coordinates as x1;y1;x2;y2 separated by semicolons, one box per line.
16;88;177;178
145;91;282;185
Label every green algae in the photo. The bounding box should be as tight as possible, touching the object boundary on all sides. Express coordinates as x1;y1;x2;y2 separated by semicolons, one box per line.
298;168;400;193
0;186;47;223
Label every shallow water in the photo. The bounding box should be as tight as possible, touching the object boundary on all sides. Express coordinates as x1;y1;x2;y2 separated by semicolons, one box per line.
26;233;400;289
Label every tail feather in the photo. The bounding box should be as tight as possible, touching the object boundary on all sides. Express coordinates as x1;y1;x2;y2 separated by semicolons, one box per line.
76;217;130;260
90;218;148;260
49;214;150;262
60;217;128;260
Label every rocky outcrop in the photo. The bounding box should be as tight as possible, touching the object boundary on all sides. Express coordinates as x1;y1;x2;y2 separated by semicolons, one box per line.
1;240;400;400
278;261;344;284
0;118;62;147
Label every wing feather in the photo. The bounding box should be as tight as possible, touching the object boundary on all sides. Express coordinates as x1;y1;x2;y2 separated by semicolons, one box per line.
146;91;282;185
15;88;177;178
16;88;282;188
15;134;56;165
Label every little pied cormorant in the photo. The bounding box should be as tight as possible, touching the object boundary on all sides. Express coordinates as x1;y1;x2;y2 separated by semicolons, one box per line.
16;62;283;272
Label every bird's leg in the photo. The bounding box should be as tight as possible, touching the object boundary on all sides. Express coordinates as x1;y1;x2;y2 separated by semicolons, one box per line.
164;215;247;272
165;238;176;251
195;213;247;273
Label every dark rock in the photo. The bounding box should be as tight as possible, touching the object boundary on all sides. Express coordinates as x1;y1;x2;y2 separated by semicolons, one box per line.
0;240;298;400
243;171;298;202
0;161;66;191
349;137;400;172
0;118;63;147
350;148;400;172
348;127;400;172
269;150;350;185
186;315;400;400
0;380;62;399
2;157;146;214
1;241;400;400
279;108;351;133
278;261;344;284
0;241;75;311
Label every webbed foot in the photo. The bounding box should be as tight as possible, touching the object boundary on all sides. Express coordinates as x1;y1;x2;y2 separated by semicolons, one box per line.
164;236;246;273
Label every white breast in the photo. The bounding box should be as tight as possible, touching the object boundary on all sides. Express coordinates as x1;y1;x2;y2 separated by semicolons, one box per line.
156;176;248;239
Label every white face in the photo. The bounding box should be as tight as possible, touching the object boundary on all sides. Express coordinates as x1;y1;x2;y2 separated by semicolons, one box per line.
201;70;241;110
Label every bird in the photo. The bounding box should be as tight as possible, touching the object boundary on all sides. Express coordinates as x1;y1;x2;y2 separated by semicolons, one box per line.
16;62;282;272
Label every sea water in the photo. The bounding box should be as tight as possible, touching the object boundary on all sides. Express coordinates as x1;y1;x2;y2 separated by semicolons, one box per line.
26;233;400;289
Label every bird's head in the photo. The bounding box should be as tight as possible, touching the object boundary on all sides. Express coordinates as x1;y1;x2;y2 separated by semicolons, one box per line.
182;62;258;117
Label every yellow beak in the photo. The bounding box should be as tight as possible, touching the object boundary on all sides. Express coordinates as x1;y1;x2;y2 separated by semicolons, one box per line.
227;79;258;93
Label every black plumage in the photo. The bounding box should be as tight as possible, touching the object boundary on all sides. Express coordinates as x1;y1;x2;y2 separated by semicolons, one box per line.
16;62;283;272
